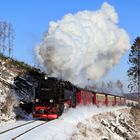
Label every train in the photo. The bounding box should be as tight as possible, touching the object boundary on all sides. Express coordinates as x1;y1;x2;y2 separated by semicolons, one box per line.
32;75;126;120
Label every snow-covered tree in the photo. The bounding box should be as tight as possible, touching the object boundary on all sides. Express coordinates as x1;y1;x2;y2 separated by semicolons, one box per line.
128;37;140;104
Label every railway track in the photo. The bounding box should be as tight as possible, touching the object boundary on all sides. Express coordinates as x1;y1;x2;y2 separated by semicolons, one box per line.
0;120;36;134
0;120;48;140
11;121;47;140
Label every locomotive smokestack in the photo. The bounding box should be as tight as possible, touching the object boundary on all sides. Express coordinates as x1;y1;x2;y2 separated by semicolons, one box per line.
35;2;130;87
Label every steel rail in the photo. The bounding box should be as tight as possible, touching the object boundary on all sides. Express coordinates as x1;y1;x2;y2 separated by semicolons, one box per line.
11;121;47;140
0;120;36;134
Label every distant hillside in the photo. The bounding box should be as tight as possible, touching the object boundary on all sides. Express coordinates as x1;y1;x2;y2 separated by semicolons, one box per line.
124;92;138;101
0;54;46;123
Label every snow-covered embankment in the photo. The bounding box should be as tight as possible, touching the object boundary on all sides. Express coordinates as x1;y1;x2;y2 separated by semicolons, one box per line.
16;106;132;140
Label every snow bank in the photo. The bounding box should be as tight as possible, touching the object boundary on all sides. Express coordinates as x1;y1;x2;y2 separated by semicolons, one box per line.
71;107;140;140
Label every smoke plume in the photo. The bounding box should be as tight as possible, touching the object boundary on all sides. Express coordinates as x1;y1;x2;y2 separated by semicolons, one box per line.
35;2;130;87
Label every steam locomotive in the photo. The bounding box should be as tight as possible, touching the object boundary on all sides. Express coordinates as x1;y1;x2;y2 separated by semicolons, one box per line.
32;75;125;119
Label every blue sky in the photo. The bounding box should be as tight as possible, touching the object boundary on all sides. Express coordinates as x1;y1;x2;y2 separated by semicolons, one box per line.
0;0;140;92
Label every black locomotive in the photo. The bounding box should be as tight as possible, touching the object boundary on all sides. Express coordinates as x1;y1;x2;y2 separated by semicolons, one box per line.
32;75;77;119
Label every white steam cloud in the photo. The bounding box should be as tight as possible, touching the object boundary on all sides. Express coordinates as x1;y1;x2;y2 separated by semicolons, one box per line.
35;2;130;87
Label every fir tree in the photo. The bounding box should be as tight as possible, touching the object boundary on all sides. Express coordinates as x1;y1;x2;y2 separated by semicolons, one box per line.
128;37;140;104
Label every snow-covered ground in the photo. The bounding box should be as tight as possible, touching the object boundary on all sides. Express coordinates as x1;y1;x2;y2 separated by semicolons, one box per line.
0;105;131;140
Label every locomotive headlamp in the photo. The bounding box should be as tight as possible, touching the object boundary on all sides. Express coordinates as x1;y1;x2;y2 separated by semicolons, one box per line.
35;99;39;102
50;99;53;103
44;75;48;80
